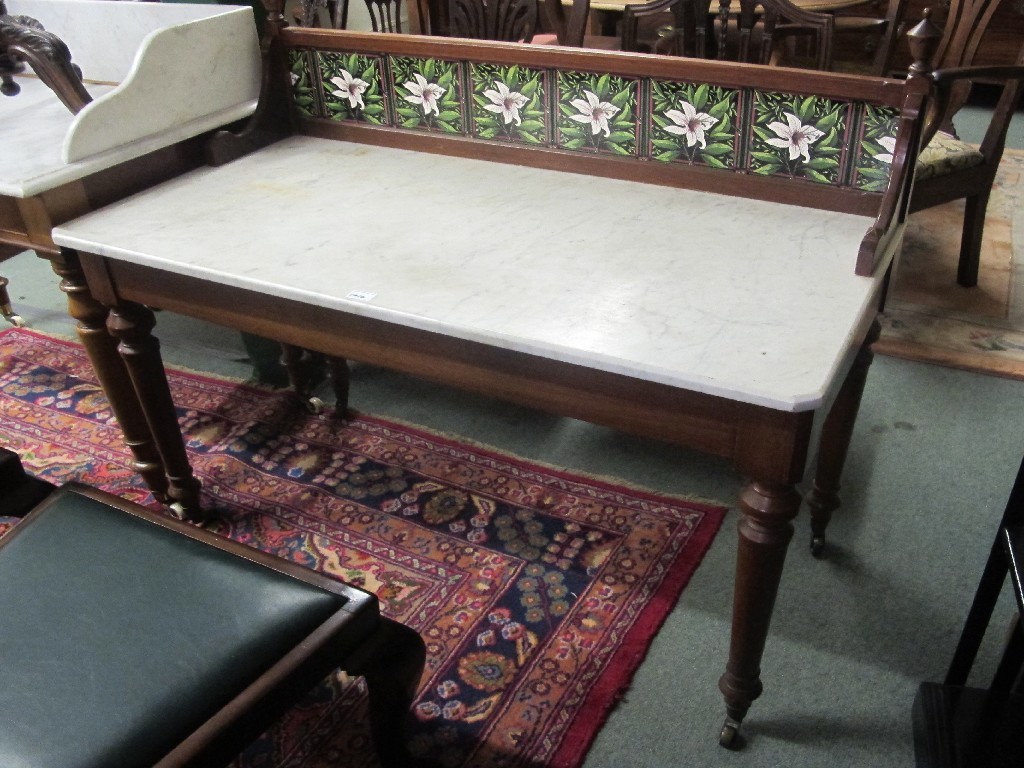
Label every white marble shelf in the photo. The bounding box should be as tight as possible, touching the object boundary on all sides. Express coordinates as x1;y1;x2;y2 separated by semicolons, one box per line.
54;136;891;412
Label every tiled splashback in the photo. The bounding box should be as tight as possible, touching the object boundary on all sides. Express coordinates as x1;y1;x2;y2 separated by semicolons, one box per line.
288;48;900;192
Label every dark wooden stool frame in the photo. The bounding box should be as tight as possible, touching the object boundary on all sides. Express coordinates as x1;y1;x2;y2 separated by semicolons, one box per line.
0;481;426;768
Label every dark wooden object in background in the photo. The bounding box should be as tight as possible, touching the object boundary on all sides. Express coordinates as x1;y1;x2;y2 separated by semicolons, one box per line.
448;0;538;40
912;456;1024;767
848;0;1024;76
907;3;1024;286
620;0;834;67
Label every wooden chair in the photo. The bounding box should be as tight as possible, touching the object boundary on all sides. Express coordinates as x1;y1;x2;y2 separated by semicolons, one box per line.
365;0;407;31
907;2;1024;287
726;0;834;68
620;0;713;55
294;0;351;28
829;0;908;76
534;0;620;49
448;0;538;41
622;0;833;68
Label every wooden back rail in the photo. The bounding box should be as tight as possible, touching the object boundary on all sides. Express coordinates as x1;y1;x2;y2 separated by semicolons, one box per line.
219;2;935;279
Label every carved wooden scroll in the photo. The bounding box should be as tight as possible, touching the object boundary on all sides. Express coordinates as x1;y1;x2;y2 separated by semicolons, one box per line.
0;0;92;113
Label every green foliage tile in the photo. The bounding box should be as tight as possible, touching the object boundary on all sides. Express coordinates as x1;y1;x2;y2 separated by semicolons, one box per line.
750;91;848;184
854;104;900;192
469;63;547;145
288;50;319;118
556;71;638;156
319;51;389;125
649;80;738;168
391;56;465;134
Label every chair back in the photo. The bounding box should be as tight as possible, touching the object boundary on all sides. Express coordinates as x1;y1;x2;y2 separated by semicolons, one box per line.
621;0;833;68
449;0;537;40
621;0;712;56
538;0;590;46
726;0;833;69
928;0;1016;127
295;0;351;28
365;0;403;31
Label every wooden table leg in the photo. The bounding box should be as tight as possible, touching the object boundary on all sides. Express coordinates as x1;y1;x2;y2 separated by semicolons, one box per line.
344;617;428;768
0;275;25;327
805;320;880;557
717;479;801;748
280;343;327;413
326;355;350;413
49;251;170;502
104;300;203;521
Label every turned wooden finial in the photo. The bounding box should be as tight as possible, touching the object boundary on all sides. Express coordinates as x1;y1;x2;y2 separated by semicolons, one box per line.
263;0;287;27
906;8;943;76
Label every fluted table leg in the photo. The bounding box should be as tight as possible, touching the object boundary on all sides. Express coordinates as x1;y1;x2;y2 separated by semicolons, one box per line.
106;301;203;521
805;320;880;557
718;479;801;748
50;250;169;501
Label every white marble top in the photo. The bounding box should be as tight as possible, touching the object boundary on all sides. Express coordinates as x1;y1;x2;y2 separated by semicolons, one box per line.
53;136;892;412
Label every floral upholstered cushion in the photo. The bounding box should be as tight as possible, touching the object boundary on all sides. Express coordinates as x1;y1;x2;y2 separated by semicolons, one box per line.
915;130;985;181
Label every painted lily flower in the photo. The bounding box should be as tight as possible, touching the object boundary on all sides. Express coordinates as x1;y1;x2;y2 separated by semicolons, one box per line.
663;101;718;149
330;69;369;110
483;81;529;126
569;90;620;138
403;73;445;117
875;136;897;164
766;112;825;163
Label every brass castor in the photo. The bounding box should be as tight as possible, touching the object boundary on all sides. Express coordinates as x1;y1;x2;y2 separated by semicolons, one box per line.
305;396;326;414
1;276;25;327
810;533;826;558
719;718;743;749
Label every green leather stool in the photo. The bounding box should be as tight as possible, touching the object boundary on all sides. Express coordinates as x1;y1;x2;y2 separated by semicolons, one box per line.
0;482;425;768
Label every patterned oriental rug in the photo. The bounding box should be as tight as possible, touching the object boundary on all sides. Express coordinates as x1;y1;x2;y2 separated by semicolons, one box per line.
0;328;725;768
876;149;1024;380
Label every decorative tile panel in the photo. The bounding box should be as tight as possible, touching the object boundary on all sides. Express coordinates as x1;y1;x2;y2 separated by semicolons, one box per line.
648;80;740;169
469;63;548;146
748;91;850;185
555;71;640;157
318;51;390;126
285;44;901;194
852;104;901;192
391;56;465;134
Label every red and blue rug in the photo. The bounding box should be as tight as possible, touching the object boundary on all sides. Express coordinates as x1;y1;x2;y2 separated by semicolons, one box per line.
0;327;725;768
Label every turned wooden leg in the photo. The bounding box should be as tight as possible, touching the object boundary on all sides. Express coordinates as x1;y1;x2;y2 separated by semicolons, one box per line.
805;320;879;557
49;251;170;501
344;618;427;768
0;275;25;327
326;356;351;414
957;191;990;288
718;480;801;748
280;343;327;413
105;301;203;521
